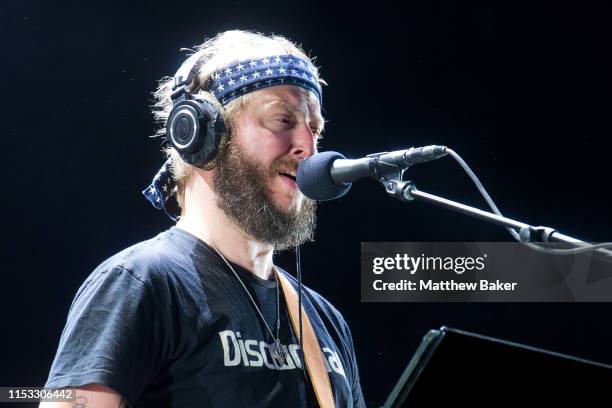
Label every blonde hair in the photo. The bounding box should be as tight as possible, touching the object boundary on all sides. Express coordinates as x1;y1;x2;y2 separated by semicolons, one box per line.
151;30;324;211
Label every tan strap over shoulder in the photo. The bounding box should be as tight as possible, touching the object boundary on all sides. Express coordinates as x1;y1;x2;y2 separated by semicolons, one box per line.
275;269;336;408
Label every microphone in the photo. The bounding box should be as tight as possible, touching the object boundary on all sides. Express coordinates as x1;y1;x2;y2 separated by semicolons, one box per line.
297;146;448;201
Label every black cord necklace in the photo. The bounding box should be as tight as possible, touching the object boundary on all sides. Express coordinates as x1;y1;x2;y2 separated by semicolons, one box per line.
210;243;289;365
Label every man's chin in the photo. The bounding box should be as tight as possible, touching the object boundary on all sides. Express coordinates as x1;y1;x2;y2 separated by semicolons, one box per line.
270;200;301;217
266;192;303;215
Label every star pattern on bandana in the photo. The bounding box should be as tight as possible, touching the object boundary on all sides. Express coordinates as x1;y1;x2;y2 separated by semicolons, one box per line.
142;159;173;210
209;55;322;106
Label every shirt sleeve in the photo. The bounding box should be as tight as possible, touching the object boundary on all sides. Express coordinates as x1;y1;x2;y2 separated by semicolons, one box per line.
44;265;166;403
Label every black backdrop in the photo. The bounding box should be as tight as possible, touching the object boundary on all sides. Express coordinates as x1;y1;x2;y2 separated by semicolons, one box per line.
3;1;612;406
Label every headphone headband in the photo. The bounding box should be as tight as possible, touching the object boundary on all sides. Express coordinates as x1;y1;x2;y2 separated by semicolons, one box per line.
172;53;202;92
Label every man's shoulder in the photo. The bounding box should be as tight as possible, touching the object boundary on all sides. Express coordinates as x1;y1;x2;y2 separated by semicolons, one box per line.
278;269;348;330
96;229;169;270
88;228;202;288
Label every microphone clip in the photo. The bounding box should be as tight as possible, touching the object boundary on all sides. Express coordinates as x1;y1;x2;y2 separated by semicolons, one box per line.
366;152;406;182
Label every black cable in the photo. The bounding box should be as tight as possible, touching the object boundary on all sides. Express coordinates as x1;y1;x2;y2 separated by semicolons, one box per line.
445;148;612;256
296;245;306;379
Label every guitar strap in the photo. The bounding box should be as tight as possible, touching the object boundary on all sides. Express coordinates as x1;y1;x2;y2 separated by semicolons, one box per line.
275;269;336;408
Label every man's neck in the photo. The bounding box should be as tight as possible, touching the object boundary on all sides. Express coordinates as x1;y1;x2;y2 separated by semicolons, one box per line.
176;182;275;281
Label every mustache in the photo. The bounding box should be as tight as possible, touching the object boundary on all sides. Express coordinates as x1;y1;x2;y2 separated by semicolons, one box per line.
269;158;300;175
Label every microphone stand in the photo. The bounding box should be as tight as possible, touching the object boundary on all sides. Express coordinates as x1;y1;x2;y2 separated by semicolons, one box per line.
381;177;612;258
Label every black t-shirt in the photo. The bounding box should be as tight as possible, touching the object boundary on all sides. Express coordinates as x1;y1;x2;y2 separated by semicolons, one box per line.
45;227;365;407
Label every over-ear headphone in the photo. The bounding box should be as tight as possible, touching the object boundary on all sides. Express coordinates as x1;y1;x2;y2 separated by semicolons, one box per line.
166;53;227;168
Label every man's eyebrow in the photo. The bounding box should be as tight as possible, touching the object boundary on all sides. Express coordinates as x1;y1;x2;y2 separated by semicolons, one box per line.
262;99;296;111
262;99;325;132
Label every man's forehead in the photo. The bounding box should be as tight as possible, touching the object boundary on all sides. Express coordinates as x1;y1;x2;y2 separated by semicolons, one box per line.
252;86;322;118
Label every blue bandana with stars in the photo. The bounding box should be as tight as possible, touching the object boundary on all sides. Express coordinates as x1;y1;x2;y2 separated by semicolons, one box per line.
209;54;322;106
144;54;322;220
142;159;177;220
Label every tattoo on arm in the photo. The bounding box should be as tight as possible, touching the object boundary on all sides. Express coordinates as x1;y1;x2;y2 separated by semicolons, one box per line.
69;394;129;408
72;395;87;408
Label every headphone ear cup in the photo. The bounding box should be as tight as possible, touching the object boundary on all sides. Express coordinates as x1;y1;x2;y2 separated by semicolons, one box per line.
166;99;226;168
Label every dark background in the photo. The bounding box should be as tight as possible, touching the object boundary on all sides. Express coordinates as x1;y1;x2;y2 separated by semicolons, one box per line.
3;1;611;406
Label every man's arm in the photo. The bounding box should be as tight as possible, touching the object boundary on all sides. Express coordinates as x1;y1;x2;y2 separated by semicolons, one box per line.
39;384;127;408
44;266;166;406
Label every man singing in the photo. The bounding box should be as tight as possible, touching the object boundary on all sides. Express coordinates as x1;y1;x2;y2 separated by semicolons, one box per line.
43;30;365;407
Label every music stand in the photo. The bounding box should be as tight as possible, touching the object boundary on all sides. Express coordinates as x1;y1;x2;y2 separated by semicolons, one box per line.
384;326;612;406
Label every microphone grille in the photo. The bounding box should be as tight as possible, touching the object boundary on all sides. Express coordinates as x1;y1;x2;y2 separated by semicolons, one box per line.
297;151;352;201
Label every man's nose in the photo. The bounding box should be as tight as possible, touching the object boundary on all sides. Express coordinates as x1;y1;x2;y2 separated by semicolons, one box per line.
288;123;317;159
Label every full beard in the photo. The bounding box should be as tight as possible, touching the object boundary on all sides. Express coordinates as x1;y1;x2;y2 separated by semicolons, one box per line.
213;142;317;251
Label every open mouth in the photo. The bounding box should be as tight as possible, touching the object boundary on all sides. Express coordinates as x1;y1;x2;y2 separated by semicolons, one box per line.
279;172;297;182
